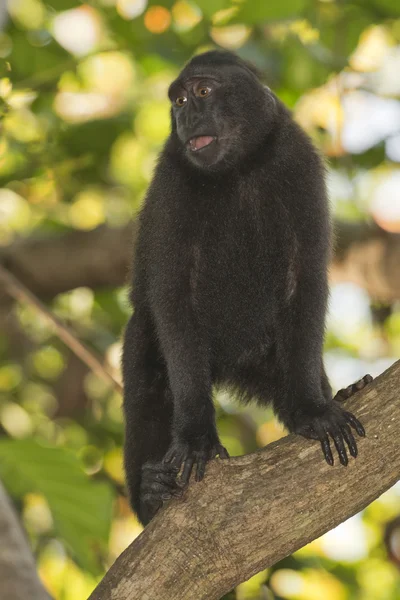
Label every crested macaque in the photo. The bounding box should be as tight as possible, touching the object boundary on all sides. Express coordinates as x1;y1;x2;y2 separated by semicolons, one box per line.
122;51;371;526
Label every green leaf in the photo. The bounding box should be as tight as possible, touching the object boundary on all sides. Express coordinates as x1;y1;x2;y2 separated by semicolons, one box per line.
367;0;400;17
0;439;114;574
231;0;306;24
195;0;232;19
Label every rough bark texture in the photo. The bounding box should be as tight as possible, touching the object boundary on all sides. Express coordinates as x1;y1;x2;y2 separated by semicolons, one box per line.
1;220;400;302
89;360;400;600
0;480;52;600
0;223;136;301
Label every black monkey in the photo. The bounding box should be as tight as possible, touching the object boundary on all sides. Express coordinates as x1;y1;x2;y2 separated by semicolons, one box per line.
122;51;371;525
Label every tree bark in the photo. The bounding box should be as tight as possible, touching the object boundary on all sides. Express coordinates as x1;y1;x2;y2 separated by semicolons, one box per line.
0;480;52;600
1;221;400;302
331;221;400;302
89;359;400;600
0;223;136;301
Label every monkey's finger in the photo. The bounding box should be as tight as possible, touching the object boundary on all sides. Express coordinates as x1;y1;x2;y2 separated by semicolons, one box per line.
354;375;371;390
331;430;348;466
141;484;183;504
335;385;354;401
218;446;230;459
320;435;334;466
154;472;183;489
195;459;207;482
344;411;365;437
180;458;194;485
336;374;373;401
164;449;186;470
341;424;358;458
360;373;373;386
141;481;171;496
162;448;176;463
143;463;179;475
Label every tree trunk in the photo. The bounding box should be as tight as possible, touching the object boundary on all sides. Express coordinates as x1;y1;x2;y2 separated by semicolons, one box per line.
89;359;400;600
0;481;52;600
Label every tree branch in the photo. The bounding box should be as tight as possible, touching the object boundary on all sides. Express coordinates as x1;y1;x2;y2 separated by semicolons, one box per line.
0;480;52;600
1;220;400;302
332;221;400;302
0;223;136;300
89;359;400;600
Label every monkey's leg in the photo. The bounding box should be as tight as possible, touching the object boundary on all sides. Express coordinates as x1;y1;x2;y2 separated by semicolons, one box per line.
273;281;366;466
122;315;182;525
160;323;228;484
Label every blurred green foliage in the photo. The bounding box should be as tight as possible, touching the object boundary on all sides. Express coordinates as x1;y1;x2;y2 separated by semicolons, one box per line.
1;0;400;598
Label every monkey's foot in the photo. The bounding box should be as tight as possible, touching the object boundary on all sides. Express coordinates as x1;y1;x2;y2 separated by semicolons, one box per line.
292;401;365;467
334;373;373;402
163;434;229;485
140;462;184;523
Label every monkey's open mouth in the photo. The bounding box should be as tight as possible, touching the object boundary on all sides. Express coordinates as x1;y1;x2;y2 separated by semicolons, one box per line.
188;136;216;152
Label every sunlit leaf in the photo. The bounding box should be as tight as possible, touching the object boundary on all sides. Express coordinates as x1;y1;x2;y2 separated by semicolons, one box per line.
0;439;114;574
231;0;306;24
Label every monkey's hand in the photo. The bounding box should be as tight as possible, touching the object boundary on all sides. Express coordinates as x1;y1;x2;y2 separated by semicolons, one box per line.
292;401;365;467
291;374;371;466
163;433;229;485
140;462;185;524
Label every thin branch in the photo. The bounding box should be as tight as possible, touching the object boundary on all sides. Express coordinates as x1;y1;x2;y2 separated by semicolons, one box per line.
89;360;400;600
0;264;123;395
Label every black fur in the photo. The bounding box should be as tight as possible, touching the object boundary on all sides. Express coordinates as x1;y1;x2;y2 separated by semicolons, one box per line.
122;50;367;526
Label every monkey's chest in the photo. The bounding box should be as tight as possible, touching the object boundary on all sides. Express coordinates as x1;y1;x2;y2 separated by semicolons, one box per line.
192;238;273;307
150;201;289;353
170;228;279;354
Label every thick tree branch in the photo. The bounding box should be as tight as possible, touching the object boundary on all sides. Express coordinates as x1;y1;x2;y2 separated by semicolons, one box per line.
0;480;52;600
89;360;400;600
331;221;400;302
0;223;136;300
1;220;400;302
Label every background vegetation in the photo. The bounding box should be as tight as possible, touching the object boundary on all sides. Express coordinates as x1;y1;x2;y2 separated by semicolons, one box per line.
1;0;400;598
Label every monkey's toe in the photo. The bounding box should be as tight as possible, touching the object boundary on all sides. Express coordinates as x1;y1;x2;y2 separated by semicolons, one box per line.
334;374;373;402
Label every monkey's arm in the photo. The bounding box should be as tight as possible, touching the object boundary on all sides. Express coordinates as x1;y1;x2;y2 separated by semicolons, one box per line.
160;316;229;483
273;264;366;466
160;319;228;483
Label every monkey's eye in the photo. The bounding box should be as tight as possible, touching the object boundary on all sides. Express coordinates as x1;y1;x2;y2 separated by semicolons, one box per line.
175;96;187;107
196;86;211;98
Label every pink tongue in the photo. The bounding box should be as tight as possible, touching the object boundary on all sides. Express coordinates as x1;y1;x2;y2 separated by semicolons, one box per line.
192;136;214;150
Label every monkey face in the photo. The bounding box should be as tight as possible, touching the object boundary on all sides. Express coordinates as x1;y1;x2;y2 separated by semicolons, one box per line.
167;51;277;171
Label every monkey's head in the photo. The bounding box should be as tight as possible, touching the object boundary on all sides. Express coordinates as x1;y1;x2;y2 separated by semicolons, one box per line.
168;51;278;171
